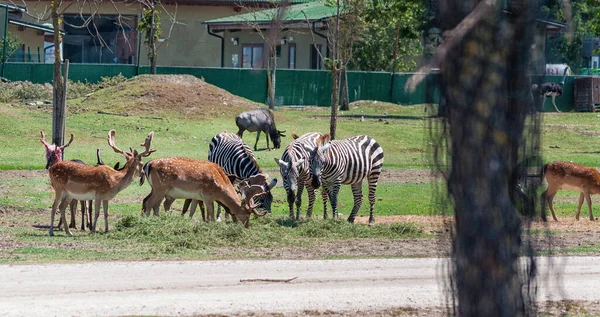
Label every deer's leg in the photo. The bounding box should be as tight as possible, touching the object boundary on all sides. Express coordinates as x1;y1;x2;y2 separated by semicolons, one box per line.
254;131;261;151
576;192;585;220
87;201;93;230
585;191;594;221
80;200;86;231
551;94;561;113
142;189;168;217
347;182;364;224
188;200;198;219
69;200;77;229
181;199;192;215
59;196;73;237
206;201;215;222
49;192;65;236
163;197;177;215
103;200;109;233
542;187;560;222
92;200;101;233
200;202;206;222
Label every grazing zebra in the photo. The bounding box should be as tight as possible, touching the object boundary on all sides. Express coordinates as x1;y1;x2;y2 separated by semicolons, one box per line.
207;131;277;218
274;132;328;220
305;134;384;225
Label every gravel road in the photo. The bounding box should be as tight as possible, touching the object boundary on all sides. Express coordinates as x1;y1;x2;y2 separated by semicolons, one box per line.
1;257;599;316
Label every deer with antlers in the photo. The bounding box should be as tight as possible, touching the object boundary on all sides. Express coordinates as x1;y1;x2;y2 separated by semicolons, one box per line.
140;157;269;227
541;161;600;222
47;130;156;236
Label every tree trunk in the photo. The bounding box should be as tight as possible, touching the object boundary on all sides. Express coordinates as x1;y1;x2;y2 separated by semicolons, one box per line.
439;0;537;315
339;68;349;111
267;55;276;109
149;7;157;74
391;22;401;73
51;3;65;148
330;69;339;140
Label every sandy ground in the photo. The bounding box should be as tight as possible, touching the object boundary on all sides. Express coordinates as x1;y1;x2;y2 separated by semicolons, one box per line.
2;257;600;317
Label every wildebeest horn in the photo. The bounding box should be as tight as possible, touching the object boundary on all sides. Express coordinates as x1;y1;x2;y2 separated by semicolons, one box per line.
321;143;332;152
303;144;314;152
274;158;288;168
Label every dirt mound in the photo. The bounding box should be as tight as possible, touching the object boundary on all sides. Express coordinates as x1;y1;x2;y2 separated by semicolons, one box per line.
80;74;261;118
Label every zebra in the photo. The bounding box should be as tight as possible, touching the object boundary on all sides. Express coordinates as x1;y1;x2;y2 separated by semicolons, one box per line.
304;134;384;225
274;132;328;220
207;131;277;219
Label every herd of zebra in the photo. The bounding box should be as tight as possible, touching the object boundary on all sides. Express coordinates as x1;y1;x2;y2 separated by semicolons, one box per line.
41;108;385;235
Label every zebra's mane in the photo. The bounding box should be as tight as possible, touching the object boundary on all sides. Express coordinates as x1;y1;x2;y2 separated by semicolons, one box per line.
241;139;262;173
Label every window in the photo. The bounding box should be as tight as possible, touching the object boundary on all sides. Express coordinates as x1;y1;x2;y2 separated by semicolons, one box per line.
242;44;264;69
288;43;296;69
275;45;282;58
310;44;323;70
62;14;138;64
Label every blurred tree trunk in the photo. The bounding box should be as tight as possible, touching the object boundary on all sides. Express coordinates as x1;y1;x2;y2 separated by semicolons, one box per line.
438;0;538;315
51;2;65;147
339;69;349;111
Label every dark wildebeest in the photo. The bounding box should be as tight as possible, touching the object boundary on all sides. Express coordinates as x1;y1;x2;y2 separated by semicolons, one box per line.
235;108;285;151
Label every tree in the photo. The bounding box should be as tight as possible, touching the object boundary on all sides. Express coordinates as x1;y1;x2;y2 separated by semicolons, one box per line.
319;0;366;137
0;32;22;62
243;1;291;110
420;0;542;314
350;0;425;73
137;0;180;74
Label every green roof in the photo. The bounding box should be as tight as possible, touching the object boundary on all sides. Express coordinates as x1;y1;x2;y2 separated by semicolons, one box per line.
204;1;337;25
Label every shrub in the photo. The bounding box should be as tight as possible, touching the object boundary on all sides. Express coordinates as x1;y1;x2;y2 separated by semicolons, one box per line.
0;84;16;102
67;80;95;99
97;73;127;88
14;83;51;101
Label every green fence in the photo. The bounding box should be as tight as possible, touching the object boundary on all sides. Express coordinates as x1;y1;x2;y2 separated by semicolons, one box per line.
0;62;577;110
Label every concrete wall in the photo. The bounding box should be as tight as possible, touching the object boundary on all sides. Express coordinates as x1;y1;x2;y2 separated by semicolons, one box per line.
7;24;45;62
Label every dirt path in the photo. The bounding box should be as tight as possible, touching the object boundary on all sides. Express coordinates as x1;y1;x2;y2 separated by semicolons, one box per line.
1;257;600;317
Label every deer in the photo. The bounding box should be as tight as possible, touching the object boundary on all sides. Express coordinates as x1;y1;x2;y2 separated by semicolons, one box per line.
541;161;600;222
140;157;269;227
41;131;101;231
47;130;156;236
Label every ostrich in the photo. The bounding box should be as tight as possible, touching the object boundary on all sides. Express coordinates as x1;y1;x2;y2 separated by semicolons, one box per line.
532;66;569;113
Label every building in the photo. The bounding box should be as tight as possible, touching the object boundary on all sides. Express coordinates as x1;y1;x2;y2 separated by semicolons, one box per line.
0;0;332;69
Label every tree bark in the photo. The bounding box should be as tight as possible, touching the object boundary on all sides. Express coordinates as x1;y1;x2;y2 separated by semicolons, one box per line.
329;69;339;140
149;7;157;74
51;2;65;148
439;0;537;315
267;54;276;109
339;68;349;111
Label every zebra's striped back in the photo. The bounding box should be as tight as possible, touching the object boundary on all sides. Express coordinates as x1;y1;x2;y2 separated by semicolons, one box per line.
280;132;322;192
208;131;273;212
208;132;262;183
310;135;384;187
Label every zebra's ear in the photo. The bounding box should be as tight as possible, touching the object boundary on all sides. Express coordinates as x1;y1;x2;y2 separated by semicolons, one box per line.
321;143;332;152
274;157;288;168
303;144;314;153
294;158;304;168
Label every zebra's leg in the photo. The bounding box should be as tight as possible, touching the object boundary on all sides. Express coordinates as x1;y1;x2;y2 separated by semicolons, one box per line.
367;175;380;225
347;183;364;224
295;183;305;220
322;188;329;219
328;183;341;219
551;94;561;113
306;184;316;219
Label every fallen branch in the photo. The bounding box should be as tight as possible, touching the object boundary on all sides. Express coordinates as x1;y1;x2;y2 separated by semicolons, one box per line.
97;110;129;117
240;277;298;283
140;116;164;120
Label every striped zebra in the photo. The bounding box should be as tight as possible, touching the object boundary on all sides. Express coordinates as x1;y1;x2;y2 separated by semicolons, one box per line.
208;131;277;217
274;132;328;220
305;134;384;224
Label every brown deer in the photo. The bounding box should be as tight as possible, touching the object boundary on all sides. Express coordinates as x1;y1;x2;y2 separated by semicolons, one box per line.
47;130;156;236
140;157;269;227
541;161;600;221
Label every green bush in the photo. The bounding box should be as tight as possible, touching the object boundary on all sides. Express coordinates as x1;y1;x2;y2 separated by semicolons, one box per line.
97;73;127;88
0;84;15;102
67;80;95;99
14;84;51;101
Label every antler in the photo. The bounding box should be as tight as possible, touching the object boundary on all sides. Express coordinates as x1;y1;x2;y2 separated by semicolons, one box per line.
107;130;126;155
245;173;269;187
138;131;156;157
40;130;50;148
59;134;74;150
